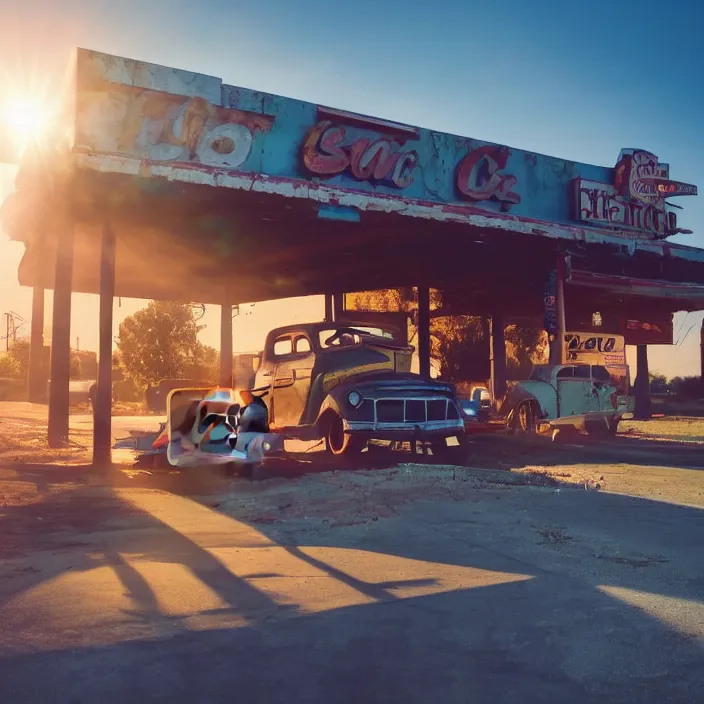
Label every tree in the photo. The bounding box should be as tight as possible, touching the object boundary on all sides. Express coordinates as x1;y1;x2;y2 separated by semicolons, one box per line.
7;338;30;378
346;288;547;383
0;353;20;378
117;301;211;388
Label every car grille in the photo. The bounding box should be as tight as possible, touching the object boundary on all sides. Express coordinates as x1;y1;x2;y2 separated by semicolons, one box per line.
367;398;459;423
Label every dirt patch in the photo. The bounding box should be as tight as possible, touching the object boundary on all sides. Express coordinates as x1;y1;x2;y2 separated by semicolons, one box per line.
0;417;93;466
537;528;573;545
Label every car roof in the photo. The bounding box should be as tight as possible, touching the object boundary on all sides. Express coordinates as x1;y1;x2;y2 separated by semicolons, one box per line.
267;321;393;337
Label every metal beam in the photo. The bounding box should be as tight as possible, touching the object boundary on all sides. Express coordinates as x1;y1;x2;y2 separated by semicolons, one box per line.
93;223;116;467
417;285;431;378
634;344;652;420
220;297;233;387
490;313;507;404
27;287;45;403
549;253;567;365
48;224;74;448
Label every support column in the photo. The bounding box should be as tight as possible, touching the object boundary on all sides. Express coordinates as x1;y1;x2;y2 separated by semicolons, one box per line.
549;254;567;365
700;319;704;379
634;344;651;420
27;287;45;403
332;293;344;322
93;223;116;467
324;293;334;323
490;313;507;404
48;223;74;448
417;285;431;378
220;298;233;387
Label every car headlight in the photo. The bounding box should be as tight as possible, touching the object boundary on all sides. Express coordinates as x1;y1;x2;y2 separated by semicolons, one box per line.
463;407;477;417
263;441;272;452
348;390;363;408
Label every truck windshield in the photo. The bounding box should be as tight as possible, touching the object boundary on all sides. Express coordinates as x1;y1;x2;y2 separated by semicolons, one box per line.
318;326;394;348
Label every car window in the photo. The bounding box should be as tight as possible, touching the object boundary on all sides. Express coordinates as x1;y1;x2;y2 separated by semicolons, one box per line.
592;365;611;382
294;335;312;354
318;326;393;348
574;365;591;378
273;336;293;356
557;367;574;379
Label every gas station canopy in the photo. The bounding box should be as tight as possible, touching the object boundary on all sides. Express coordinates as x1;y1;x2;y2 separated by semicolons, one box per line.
2;48;703;321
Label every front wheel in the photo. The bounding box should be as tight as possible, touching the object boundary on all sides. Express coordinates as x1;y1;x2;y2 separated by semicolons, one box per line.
325;413;366;456
512;402;537;435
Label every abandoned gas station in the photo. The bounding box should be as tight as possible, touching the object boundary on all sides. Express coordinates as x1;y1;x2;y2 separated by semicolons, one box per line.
1;48;702;465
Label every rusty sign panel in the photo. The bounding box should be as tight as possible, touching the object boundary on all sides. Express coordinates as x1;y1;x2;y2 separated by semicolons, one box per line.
622;318;674;345
64;50;697;244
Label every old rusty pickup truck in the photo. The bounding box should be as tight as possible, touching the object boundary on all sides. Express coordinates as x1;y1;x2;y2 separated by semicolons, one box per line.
251;321;467;459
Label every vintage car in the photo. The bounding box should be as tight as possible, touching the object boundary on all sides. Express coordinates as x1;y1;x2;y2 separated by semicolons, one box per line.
250;321;467;459
501;363;634;437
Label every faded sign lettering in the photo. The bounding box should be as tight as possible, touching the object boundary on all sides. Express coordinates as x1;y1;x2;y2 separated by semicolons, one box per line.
572;149;696;238
456;145;520;210
614;149;697;205
78;85;274;170
301;121;419;188
572;179;676;237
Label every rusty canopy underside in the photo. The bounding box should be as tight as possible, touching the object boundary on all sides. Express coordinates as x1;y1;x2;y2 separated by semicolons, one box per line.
2;48;703;326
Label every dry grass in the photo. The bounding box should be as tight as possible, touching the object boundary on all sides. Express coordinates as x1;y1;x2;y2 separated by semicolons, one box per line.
0;417;92;466
620;417;704;444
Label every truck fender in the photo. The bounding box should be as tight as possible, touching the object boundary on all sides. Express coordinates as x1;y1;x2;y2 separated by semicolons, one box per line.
503;388;544;424
316;395;344;434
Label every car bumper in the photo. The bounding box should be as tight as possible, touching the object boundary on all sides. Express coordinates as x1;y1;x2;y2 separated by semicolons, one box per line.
343;418;465;441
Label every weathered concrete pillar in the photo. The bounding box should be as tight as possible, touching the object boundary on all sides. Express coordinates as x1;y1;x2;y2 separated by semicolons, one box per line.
48;223;74;448
417;285;431;378
324;293;334;323
490;313;507;404
634;344;651;420
93;223;116;467
220;299;233;387
27;286;45;403
549;254;567;365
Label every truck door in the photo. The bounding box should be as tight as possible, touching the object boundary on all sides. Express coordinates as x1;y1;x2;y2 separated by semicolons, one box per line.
270;333;315;428
557;366;599;417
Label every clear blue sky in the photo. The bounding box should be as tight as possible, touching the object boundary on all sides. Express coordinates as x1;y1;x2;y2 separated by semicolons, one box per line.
1;0;703;375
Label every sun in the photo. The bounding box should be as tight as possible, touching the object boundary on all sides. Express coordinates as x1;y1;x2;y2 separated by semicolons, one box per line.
1;97;51;157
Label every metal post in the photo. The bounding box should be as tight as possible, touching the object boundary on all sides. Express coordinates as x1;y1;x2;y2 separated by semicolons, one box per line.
220;297;233;387
93;223;116;467
634;344;651;420
27;287;45;403
332;293;344;322
490;313;507;404
48;223;74;448
324;293;333;323
549;253;567;365
700;319;704;379
417;285;431;378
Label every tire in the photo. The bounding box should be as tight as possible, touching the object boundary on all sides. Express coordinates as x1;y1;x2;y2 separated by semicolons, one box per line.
325;413;366;457
513;402;537;435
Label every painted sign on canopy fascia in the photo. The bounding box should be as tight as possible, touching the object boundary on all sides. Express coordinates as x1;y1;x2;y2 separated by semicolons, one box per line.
70;50;697;243
570;149;697;239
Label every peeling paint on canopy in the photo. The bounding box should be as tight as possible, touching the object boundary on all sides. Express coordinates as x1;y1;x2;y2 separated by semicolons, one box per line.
65;49;696;245
3;47;704;303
